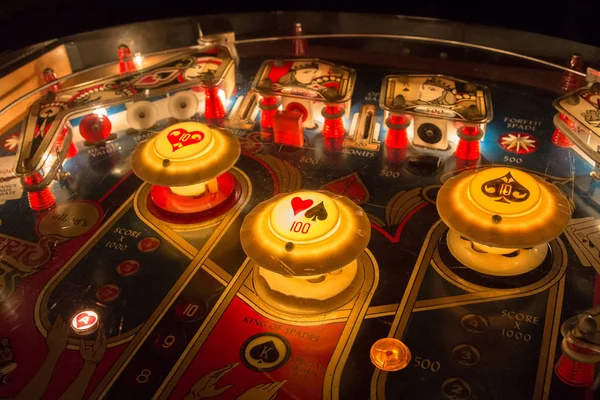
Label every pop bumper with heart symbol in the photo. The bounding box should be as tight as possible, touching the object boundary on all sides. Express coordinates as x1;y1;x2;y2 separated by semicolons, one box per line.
131;121;240;214
240;190;371;315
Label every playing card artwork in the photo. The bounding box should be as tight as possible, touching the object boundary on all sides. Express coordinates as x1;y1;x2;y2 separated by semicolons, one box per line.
579;90;600;127
565;217;600;272
380;75;492;122
555;88;600;137
253;59;355;102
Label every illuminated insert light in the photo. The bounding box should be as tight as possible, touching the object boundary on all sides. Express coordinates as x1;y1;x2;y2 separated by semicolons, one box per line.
93;108;108;117
153;122;214;161
71;310;99;334
133;54;143;69
171;177;219;197
370;338;411;372
268;191;341;244
258;260;357;300
41;153;56;176
471;241;519;255
218;89;230;108
467;167;542;217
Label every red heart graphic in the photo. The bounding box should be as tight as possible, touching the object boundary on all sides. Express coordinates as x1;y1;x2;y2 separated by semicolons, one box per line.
138;75;159;85
139;238;160;252
118;260;140;275
76;313;97;329
167;128;205;153
97;285;119;301
122;262;135;272
291;197;314;215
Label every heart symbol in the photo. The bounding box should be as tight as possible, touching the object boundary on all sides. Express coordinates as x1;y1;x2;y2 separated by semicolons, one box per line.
167;128;205;152
139;238;160;252
139;75;159;85
122;262;135;272
98;286;118;299
119;260;139;275
291;197;313;215
76;313;97;329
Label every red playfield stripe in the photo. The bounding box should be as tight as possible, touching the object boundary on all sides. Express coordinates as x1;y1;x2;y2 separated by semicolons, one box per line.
98;171;133;203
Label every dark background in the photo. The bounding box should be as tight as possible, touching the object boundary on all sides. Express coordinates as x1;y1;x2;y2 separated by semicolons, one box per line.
0;0;597;54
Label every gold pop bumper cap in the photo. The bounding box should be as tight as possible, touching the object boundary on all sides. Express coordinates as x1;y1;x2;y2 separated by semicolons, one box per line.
436;167;571;248
240;190;371;276
131;121;241;187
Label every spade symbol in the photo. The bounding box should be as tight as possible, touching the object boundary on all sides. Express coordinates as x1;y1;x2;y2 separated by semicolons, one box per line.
249;340;279;364
480;172;530;204
304;202;328;222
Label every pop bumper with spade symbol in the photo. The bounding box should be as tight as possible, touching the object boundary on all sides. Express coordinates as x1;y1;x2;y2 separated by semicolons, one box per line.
240;190;371;315
131;121;240;216
436;167;571;275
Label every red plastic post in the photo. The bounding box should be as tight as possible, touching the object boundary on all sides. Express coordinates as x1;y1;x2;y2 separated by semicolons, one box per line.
386;147;407;164
385;114;410;149
118;44;136;75
259;96;279;129
555;343;595;387
552;114;575;148
293;23;308;56
455;125;482;160
203;83;225;120
322;104;345;138
560;54;585;92
43;68;62;92
25;172;55;211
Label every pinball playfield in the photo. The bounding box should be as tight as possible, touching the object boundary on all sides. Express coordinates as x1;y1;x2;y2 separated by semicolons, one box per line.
0;16;600;400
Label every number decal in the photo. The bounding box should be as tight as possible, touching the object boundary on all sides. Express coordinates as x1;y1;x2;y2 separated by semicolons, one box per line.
184;304;198;317
380;169;401;178
413;357;441;372
162;335;175;348
503;156;523;164
300;156;320;165
290;221;311;234
136;369;152;384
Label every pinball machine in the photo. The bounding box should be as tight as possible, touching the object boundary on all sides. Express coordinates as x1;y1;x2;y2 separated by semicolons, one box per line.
1;12;600;400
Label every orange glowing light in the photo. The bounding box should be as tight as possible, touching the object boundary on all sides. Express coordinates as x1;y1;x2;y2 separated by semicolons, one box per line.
468;167;541;216
268;191;340;243
370;338;411;371
71;310;99;334
436;167;571;249
154;122;214;160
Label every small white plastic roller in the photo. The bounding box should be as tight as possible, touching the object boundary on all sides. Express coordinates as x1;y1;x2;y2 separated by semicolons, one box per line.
126;101;159;130
168;91;199;120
